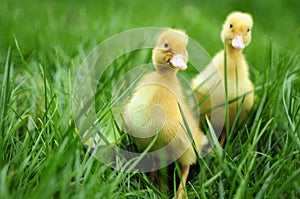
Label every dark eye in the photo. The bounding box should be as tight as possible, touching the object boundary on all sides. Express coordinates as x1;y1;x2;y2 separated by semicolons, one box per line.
164;42;169;48
247;28;250;32
230;24;233;28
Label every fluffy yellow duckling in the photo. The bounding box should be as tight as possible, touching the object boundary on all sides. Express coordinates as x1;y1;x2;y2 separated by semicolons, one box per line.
192;12;255;138
123;29;207;199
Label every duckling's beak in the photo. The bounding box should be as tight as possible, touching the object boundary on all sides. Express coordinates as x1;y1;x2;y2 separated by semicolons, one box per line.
170;54;187;70
232;35;245;50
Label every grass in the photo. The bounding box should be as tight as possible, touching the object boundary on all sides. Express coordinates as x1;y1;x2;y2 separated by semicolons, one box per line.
0;0;300;198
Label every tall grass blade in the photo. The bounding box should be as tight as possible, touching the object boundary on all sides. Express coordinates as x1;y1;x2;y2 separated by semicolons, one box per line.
224;46;230;134
0;47;12;164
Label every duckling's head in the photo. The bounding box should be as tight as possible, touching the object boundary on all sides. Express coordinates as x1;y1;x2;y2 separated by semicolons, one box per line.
221;12;253;50
152;29;188;72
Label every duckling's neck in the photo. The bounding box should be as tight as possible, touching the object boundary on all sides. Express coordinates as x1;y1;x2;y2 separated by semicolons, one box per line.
155;64;177;76
224;44;249;77
225;44;243;58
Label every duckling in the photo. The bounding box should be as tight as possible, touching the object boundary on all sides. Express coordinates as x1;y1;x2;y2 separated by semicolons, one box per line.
123;29;208;199
192;12;255;143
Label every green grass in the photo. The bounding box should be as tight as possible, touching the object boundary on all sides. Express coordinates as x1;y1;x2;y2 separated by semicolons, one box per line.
0;0;300;198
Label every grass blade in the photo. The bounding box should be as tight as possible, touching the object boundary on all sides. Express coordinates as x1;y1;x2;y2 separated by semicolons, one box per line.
0;47;12;164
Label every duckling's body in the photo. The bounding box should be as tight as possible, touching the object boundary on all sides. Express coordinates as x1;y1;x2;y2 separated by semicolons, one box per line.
123;29;207;199
124;68;204;165
192;12;254;129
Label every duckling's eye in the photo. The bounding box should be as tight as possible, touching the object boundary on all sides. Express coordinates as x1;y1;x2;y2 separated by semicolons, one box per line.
247;28;250;32
229;24;233;28
164;42;169;48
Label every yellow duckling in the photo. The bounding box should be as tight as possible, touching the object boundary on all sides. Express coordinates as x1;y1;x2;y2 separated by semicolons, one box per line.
123;29;207;199
192;12;255;141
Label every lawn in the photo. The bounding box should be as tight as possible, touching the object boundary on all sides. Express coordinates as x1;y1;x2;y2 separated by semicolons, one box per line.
0;0;299;198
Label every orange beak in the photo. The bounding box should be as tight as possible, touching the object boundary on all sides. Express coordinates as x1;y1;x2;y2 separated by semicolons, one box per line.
232;35;245;50
170;54;187;70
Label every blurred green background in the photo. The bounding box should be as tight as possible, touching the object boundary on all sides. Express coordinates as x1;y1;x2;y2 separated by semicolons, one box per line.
1;0;299;64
